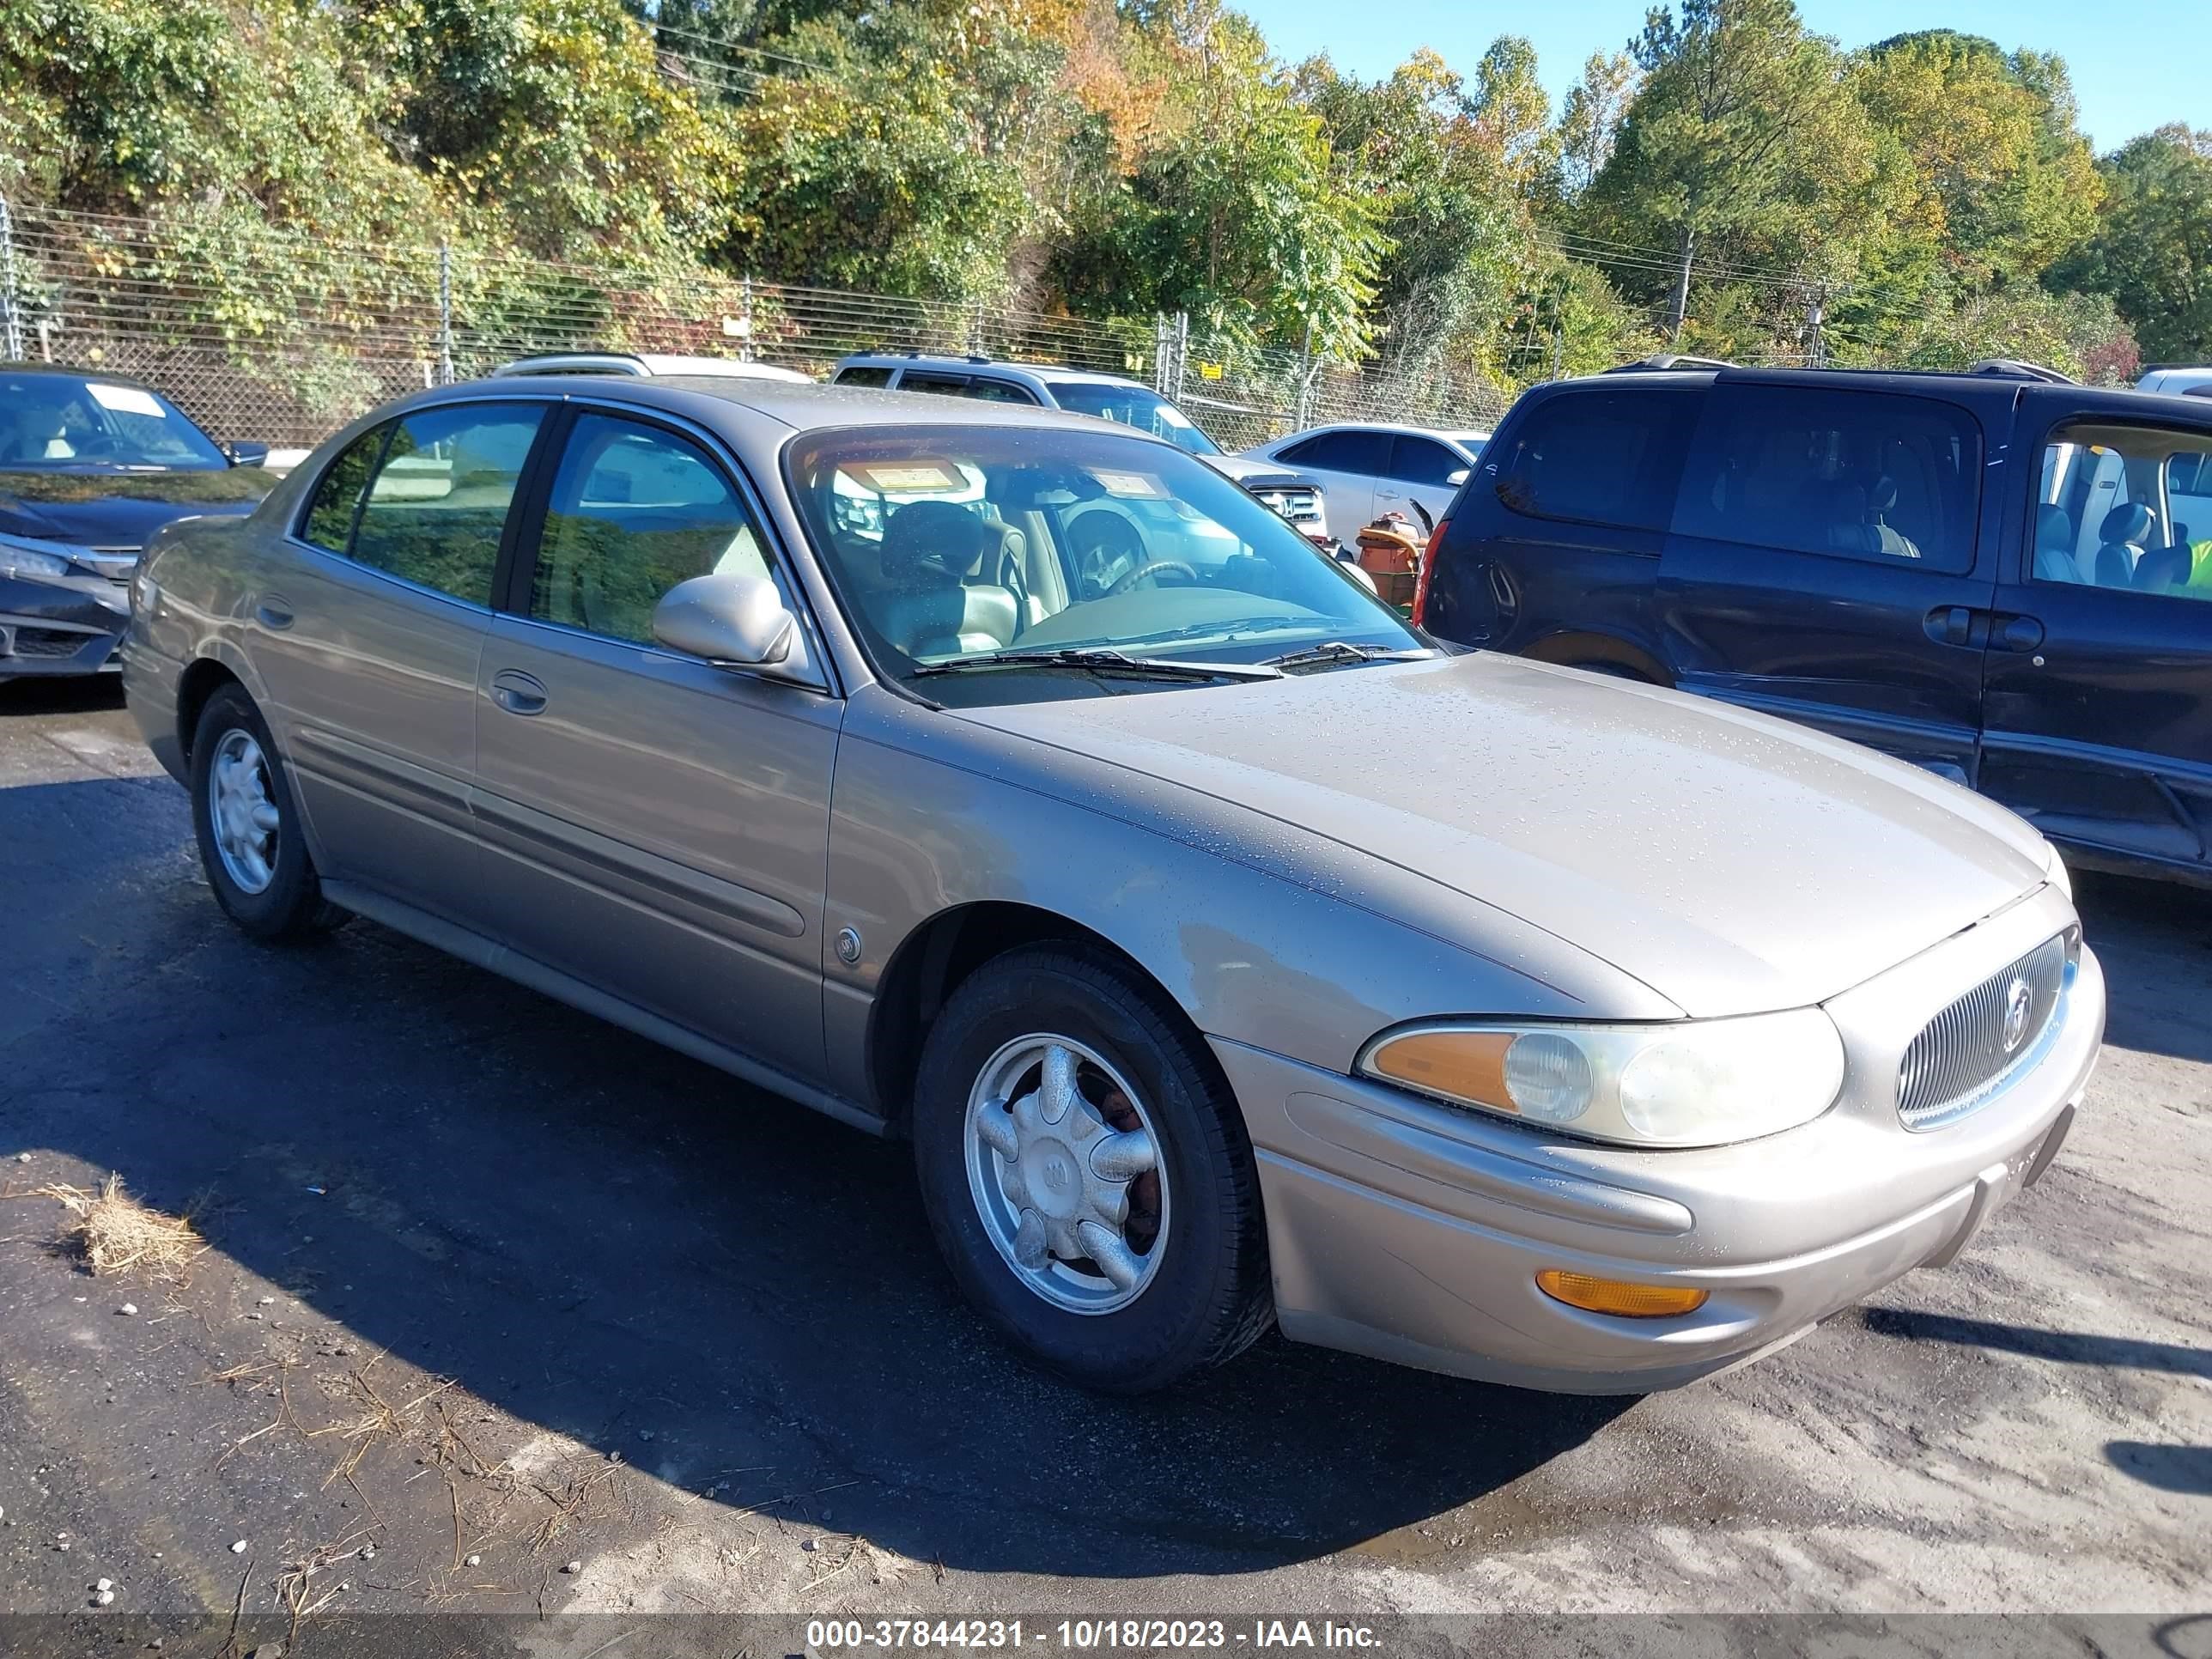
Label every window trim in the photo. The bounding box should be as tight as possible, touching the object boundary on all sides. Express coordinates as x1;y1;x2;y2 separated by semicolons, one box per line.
501;396;837;694
1666;382;1984;574
2019;410;2212;603
284;394;561;612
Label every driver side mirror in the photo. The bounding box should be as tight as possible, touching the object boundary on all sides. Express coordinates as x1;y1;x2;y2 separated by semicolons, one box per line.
652;572;803;676
225;441;271;469
1445;468;1470;488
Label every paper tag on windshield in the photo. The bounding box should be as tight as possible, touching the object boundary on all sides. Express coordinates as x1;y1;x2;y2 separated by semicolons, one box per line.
87;382;166;418
1093;471;1166;499
848;462;961;494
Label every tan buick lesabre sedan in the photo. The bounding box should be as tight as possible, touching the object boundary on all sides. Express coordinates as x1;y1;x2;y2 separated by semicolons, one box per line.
123;379;2104;1394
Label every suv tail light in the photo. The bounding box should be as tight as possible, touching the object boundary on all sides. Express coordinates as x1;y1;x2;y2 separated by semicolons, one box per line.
1411;518;1449;626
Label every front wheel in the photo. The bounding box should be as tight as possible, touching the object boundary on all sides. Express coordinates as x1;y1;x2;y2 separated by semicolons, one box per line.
189;684;347;942
912;945;1272;1392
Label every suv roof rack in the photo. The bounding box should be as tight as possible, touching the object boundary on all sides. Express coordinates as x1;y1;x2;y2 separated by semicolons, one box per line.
1962;358;2077;385
1601;353;1735;374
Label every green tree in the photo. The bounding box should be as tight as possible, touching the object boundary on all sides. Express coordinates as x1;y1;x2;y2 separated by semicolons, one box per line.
1555;50;1638;198
2050;125;2212;363
1583;0;1880;338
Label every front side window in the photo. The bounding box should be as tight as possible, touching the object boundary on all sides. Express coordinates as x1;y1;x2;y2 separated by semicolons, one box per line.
1672;386;1981;573
1042;383;1220;456
1492;388;1698;533
349;404;547;605
2033;421;2212;599
1387;435;1464;487
301;425;390;554
0;373;229;471
531;414;780;644
786;424;1419;701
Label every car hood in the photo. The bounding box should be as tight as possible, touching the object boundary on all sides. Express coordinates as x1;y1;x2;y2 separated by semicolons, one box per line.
951;653;2052;1017
1200;454;1316;490
0;468;271;550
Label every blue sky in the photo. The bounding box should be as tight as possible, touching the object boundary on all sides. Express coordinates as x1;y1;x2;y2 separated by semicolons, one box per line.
1241;0;2209;153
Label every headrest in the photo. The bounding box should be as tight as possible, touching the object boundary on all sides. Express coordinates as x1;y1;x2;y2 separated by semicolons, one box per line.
2036;504;2073;550
1867;475;1899;513
880;501;992;578
2100;501;2154;545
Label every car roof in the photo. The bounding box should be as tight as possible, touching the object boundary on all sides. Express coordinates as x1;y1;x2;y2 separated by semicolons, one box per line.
1274;422;1489;443
0;362;166;394
835;353;1145;390
419;374;1166;440
494;351;810;382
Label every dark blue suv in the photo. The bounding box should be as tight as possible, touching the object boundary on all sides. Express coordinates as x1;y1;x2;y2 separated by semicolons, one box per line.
1417;365;2212;885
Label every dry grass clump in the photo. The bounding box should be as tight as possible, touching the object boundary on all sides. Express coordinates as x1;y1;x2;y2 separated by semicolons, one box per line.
42;1175;204;1279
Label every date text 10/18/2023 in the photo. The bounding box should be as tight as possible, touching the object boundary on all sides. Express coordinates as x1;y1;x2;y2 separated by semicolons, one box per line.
805;1621;1383;1650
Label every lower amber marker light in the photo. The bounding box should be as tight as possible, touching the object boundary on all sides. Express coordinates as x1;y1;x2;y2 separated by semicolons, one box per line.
1536;1269;1709;1319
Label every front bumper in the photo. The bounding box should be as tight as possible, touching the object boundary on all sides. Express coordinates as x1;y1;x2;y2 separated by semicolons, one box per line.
1217;883;2104;1393
0;572;128;678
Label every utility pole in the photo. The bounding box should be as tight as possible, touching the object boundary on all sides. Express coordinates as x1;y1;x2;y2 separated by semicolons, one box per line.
0;195;23;363
1805;285;1828;368
437;242;455;386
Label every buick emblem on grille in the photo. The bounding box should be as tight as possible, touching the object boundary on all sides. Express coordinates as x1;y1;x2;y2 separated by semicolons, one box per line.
2002;977;2034;1053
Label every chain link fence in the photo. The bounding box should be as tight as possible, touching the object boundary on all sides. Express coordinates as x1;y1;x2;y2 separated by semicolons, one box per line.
0;198;1512;455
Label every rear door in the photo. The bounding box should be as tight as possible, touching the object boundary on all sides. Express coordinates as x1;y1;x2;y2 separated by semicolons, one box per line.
252;398;550;922
1657;382;1998;783
1375;434;1468;533
1421;384;1698;665
470;404;843;1085
1980;410;2212;872
1273;429;1384;540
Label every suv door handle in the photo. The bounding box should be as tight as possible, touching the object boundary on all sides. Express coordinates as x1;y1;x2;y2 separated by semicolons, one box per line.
255;598;295;630
1923;605;1978;647
489;669;548;716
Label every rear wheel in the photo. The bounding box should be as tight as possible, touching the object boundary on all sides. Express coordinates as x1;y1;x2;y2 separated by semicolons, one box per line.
189;685;347;941
912;945;1272;1392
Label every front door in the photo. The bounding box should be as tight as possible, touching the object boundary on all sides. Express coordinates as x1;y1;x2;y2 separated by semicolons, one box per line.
1657;381;1999;782
247;399;550;921
1374;433;1467;535
469;407;843;1085
1980;413;2212;872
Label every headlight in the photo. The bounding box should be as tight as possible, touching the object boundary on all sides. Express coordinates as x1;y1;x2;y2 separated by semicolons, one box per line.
1358;1008;1846;1148
0;532;80;580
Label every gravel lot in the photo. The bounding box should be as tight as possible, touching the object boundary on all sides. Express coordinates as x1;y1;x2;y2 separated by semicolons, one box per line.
1;677;2207;1644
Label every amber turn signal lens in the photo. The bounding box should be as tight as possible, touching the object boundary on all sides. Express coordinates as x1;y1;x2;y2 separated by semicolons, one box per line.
1535;1270;1709;1319
1364;1029;1516;1110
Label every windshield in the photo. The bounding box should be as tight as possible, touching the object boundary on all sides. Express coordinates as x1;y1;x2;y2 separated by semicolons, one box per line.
1044;382;1221;457
787;424;1419;697
0;374;229;471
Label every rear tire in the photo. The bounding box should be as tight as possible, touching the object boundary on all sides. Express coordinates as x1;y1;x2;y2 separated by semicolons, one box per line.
912;945;1272;1393
189;684;347;942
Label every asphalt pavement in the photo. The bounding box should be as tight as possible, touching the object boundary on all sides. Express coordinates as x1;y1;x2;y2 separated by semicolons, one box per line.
0;677;2206;1648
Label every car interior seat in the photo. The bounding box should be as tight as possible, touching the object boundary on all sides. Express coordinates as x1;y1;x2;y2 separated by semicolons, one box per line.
2094;502;2154;587
876;501;1019;659
2033;504;2082;582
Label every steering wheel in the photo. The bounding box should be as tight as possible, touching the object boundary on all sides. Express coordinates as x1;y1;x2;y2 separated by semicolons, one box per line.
1105;558;1199;597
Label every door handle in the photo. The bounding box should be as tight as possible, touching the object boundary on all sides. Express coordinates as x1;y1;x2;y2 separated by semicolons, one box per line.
1923;605;1978;647
489;669;548;716
1995;614;2045;652
255;598;295;630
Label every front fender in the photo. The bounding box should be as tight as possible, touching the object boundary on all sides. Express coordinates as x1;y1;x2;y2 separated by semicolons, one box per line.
821;685;1674;1107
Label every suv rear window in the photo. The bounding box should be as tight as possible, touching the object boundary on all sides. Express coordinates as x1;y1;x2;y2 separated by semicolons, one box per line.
836;366;893;387
1673;386;1982;574
1490;388;1699;532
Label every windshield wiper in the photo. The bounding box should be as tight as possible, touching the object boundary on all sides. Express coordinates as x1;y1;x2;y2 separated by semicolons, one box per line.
910;647;1281;682
1258;641;1431;672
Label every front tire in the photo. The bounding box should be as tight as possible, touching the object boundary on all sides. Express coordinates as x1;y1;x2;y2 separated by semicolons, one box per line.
189;684;346;942
912;945;1272;1392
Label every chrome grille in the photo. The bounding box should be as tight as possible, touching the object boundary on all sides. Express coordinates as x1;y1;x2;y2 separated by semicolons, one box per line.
1897;933;2070;1130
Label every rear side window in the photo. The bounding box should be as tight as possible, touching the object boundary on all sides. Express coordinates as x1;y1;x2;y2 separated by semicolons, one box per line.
1673;386;1982;574
349;404;548;605
899;372;974;397
1491;389;1698;532
835;366;893;387
300;426;389;553
1280;429;1389;473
